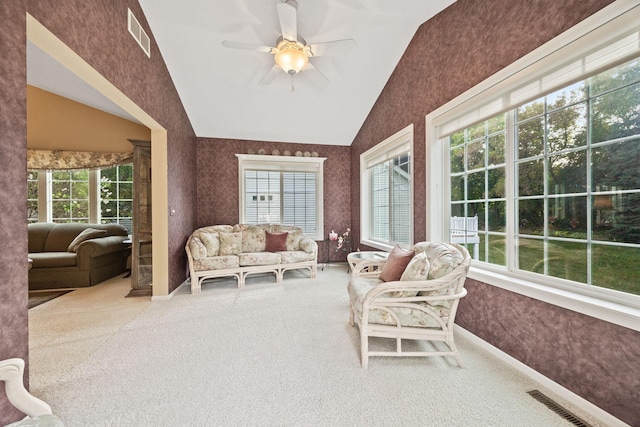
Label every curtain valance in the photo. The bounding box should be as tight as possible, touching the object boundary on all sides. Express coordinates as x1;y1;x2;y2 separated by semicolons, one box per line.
27;150;133;170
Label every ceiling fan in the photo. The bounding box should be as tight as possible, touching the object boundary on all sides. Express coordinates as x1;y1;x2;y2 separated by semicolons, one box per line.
221;0;357;90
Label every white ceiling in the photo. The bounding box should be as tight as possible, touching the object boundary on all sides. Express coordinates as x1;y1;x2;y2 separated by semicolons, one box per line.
28;0;457;146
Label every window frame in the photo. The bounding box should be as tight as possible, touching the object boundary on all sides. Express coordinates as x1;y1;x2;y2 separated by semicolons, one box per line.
360;124;414;251
236;154;326;241
426;0;640;331
28;164;133;228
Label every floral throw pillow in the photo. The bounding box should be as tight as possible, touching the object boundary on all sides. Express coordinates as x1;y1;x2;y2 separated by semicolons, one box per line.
200;232;220;257
400;252;430;282
265;232;288;252
285;230;302;251
189;237;208;260
218;232;243;256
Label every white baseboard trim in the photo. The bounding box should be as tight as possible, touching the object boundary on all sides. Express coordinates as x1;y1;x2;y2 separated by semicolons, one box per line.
151;279;187;301
454;325;630;427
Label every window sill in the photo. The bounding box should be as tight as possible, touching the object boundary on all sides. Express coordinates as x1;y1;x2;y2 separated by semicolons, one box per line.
360;239;394;252
468;267;640;332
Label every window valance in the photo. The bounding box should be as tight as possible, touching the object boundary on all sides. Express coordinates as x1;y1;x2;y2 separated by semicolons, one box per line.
27;150;133;170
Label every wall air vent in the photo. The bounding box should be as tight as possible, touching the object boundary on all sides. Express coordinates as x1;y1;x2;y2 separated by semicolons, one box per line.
128;8;151;58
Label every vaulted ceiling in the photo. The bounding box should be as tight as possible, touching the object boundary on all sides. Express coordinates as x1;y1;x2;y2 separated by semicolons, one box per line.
28;1;457;146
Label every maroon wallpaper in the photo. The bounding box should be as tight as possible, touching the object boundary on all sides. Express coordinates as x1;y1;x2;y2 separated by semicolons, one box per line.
1;1;197;424
0;1;29;422
457;280;640;424
350;0;639;424
196;138;352;262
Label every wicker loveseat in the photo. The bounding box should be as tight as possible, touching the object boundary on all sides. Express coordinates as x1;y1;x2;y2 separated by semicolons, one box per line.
186;224;318;293
28;222;129;290
347;242;471;368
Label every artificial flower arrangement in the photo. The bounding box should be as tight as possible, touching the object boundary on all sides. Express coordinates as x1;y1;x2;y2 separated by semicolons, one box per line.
329;228;351;252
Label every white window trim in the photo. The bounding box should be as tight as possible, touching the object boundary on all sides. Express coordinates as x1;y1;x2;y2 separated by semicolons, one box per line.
361;124;414;251
32;168;132;224
236;154;326;241
36;170;98;222
426;0;640;331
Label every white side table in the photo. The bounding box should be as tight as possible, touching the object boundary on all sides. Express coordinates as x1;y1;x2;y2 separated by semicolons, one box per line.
347;251;388;277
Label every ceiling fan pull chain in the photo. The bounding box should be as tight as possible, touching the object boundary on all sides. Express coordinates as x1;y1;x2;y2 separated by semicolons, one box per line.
290;73;295;92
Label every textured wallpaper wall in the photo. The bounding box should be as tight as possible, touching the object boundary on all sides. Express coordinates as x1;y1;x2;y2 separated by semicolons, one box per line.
0;1;28;422
196;138;351;262
1;1;197;423
350;0;639;424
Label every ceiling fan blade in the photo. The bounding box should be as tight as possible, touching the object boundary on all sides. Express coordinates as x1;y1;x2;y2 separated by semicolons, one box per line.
307;39;357;57
304;62;329;86
277;0;298;42
221;40;276;54
259;64;282;85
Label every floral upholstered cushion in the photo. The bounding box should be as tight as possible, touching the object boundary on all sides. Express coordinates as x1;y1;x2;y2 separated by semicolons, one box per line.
400;252;430;281
193;255;240;271
422;242;461;279
367;305;449;328
379;245;415;282
200;232;220;256
265;232;288;252
386;252;431;297
278;250;315;264
219;232;243;256
235;225;266;252
348;277;448;328
299;237;316;254
189;237;208;260
285;230;302;251
239;252;281;266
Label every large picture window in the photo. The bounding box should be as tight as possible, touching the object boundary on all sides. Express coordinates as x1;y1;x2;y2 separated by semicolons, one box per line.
361;125;413;250
237;154;325;240
27;164;134;232
448;56;640;297
428;3;640;317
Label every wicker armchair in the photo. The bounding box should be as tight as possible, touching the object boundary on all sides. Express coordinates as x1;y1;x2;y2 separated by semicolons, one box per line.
347;242;471;368
1;358;65;426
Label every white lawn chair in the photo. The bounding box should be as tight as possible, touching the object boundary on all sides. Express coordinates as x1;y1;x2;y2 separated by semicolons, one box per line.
450;216;479;260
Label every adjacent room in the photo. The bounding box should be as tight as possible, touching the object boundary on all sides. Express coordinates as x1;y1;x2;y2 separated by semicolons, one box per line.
1;0;639;426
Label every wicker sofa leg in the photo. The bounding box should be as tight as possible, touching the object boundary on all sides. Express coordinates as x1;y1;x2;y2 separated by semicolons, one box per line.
360;328;369;368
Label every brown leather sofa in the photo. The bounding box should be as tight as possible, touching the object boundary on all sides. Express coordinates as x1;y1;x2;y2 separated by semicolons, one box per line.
28;222;129;290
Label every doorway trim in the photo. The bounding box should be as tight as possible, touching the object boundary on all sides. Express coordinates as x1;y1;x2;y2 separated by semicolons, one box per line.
27;14;170;297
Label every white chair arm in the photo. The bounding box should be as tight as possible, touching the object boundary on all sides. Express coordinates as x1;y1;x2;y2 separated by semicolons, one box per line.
351;259;386;277
0;358;52;418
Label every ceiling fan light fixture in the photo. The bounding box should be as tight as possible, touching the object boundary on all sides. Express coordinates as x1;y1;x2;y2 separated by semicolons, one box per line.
275;40;308;74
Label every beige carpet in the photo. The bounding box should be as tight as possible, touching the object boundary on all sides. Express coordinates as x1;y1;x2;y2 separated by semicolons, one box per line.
28;290;73;309
27;267;603;426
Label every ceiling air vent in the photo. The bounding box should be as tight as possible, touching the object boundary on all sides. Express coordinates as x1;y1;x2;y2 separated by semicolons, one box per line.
128;8;150;58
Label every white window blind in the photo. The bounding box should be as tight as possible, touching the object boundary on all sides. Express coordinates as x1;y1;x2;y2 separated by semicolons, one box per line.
361;124;414;250
237;154;325;240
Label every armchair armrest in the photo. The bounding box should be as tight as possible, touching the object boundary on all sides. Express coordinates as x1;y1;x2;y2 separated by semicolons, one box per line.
299;237;317;256
76;236;127;269
351;259;386;278
362;261;470;305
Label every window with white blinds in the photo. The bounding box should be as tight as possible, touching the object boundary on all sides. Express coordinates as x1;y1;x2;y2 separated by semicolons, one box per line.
361;124;413;250
237;154;325;240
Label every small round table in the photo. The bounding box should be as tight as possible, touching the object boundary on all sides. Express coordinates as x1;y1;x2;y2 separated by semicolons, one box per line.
347;251;388;277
